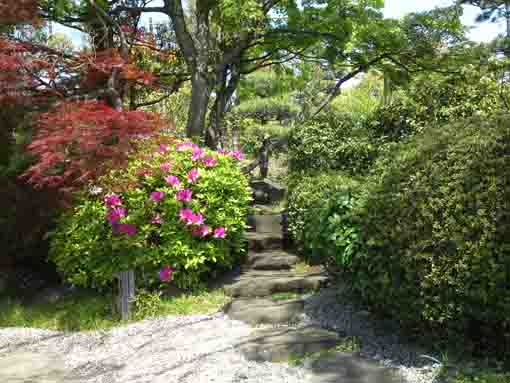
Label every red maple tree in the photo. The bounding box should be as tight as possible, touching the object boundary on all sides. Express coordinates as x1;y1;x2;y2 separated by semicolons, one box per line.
24;101;164;192
0;5;179;199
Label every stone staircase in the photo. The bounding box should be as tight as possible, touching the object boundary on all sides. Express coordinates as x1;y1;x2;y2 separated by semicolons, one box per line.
221;180;401;383
224;212;328;320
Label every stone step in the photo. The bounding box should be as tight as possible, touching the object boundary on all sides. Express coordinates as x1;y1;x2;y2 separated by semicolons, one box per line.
224;298;304;325
245;232;283;252
248;214;282;234
308;352;401;383
239;325;341;363
243;250;299;271
224;270;328;298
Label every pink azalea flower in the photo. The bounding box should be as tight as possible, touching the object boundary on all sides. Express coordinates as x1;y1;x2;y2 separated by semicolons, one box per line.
199;225;211;237
159;144;169;153
164;175;181;188
203;156;217;167
118;223;137;236
176;188;193;202
176;141;195;152
179;208;194;223
213;227;226;238
178;208;204;226
107;206;127;224
191;147;206;161
150;191;166;203
159;266;173;282
217;148;227;155
191;224;210;238
151;214;163;225
159;162;172;172
187;168;200;183
104;193;122;207
229;150;245;161
191;212;204;226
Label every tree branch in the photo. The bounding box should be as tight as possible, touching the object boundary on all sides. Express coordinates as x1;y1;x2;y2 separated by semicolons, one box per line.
311;54;390;118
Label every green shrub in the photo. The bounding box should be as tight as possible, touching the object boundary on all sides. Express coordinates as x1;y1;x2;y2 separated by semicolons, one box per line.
350;114;510;335
366;65;509;143
287;172;360;251
301;190;362;272
288;113;379;175
49;137;251;289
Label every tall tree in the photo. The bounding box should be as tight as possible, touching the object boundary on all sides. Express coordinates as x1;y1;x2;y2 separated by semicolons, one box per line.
111;1;467;147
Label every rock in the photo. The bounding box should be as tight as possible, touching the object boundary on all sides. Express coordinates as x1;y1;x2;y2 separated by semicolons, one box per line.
225;298;304;325
250;179;286;204
253;189;269;204
244;251;299;271
224;270;328;298
246;232;283;252
240;325;341;362
308;352;401;383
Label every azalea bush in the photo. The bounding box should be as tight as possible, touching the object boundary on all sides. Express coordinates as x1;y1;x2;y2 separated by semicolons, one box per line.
49;137;251;289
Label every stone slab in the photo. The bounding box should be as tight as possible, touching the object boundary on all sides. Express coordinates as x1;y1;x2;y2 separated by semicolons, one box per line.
244;251;299;271
224;271;328;297
240;326;340;363
309;352;401;383
246;232;283;252
225;298;304;325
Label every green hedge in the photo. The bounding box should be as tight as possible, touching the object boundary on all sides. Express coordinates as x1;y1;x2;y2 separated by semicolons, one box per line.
349;114;510;335
288;113;379;176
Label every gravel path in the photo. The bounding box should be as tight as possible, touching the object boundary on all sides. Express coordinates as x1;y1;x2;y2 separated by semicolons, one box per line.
0;313;308;383
0;287;445;383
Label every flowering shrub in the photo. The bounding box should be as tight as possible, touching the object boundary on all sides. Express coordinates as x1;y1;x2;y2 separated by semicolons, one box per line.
49;138;251;289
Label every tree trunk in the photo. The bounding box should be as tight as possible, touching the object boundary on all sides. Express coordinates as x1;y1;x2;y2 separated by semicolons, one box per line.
207;62;240;148
187;69;210;139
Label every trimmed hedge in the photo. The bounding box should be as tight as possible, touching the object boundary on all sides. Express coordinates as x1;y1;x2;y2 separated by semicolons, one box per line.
350;114;510;336
288;113;379;176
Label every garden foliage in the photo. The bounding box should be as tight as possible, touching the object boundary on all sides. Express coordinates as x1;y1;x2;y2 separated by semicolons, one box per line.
287;172;360;250
49;138;251;289
350;115;510;334
288;113;379;176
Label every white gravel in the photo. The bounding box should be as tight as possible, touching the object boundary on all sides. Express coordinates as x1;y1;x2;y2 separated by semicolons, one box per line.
301;286;443;383
0;286;447;383
0;313;309;383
